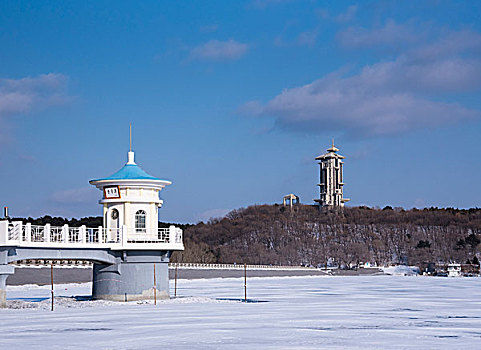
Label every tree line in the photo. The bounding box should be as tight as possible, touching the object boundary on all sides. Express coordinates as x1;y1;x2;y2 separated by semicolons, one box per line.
172;205;481;269
10;205;481;268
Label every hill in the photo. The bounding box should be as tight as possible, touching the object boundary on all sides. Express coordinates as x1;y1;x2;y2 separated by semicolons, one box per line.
173;205;481;268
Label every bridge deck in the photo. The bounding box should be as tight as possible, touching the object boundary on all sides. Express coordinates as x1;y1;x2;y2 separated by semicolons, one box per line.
0;221;184;251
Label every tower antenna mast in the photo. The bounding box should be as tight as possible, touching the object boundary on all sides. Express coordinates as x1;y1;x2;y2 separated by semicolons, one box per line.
130;123;132;152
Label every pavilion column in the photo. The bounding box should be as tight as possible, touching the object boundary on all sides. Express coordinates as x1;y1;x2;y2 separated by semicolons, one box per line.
124;202;131;240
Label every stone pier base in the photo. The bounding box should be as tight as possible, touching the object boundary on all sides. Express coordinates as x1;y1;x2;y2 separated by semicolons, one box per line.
92;252;170;302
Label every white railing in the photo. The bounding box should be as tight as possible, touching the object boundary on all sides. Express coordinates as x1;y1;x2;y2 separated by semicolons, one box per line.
126;227;169;243
0;221;183;250
169;263;321;270
50;226;63;242
31;225;45;242
68;227;81;243
7;221;21;241
125;227;183;244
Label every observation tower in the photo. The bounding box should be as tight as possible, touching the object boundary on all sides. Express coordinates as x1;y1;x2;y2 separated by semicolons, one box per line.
314;140;350;208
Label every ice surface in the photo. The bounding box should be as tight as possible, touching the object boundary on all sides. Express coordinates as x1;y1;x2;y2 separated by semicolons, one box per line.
382;265;421;276
1;275;481;349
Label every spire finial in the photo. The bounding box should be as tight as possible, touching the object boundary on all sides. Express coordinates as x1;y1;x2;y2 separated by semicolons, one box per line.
327;138;339;153
127;123;136;164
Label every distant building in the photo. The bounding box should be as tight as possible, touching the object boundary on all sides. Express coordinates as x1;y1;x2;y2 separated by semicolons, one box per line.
447;263;462;277
283;194;300;208
314;141;350;208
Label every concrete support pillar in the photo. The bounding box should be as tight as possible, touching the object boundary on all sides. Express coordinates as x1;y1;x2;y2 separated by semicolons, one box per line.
92;251;170;302
0;265;14;308
0;275;7;308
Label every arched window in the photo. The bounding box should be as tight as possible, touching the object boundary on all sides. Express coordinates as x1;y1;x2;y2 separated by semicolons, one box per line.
111;209;119;220
135;210;146;233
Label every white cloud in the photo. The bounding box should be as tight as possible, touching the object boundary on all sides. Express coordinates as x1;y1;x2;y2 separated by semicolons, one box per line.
412;198;427;209
316;5;358;23
273;35;285;47
338;20;481;55
0;73;69;117
413;30;481;60
338;20;424;48
336;5;358;23
199;24;218;33
51;187;99;205
190;39;249;61
242;28;481;137
195;208;231;223
0;73;70;147
250;0;294;9
315;8;329;19
246;77;478;137
274;29;319;48
297;29;319;47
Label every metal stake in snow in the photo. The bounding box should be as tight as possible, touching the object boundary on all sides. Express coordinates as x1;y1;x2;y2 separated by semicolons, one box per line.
174;263;178;297
50;262;54;311
153;263;157;305
244;263;247;302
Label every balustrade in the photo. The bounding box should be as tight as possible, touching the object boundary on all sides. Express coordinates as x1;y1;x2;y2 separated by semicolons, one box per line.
0;220;183;249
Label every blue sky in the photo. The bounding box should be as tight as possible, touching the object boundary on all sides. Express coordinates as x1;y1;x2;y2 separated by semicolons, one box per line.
1;0;480;223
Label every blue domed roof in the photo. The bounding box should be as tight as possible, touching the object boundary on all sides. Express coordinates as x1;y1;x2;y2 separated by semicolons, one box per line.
90;151;162;182
94;164;160;181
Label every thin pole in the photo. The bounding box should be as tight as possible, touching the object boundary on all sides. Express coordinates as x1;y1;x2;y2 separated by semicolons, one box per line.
129;123;132;152
50;262;54;311
244;263;247;302
153;263;157;305
174;263;178;297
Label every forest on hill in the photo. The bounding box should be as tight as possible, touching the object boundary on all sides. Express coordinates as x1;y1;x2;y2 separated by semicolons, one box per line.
172;205;481;269
11;205;481;268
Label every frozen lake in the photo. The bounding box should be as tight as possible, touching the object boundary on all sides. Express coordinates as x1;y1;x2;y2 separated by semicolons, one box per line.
1;275;481;349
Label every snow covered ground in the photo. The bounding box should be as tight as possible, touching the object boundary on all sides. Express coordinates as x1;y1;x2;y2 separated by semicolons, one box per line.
381;265;421;276
1;275;481;349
